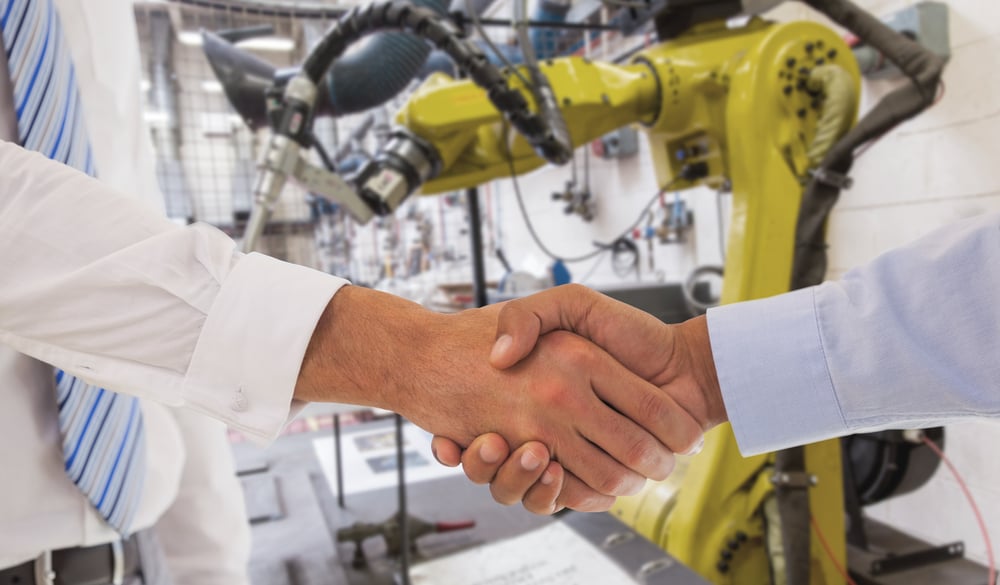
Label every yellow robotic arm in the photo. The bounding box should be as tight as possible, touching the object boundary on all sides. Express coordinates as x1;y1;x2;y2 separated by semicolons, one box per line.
386;16;860;585
396;57;660;194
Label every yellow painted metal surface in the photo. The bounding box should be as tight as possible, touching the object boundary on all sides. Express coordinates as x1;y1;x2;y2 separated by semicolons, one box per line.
396;58;659;194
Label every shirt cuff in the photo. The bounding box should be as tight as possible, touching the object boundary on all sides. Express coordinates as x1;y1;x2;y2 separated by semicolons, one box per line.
182;253;349;443
706;287;848;456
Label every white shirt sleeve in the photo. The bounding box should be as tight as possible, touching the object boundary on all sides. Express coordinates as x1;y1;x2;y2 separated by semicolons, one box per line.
707;212;1000;455
0;141;348;442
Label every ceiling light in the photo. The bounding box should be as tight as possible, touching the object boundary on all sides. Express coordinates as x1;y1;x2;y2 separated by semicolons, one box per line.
178;31;203;46
200;80;224;94
235;36;295;52
140;79;151;92
143;110;170;125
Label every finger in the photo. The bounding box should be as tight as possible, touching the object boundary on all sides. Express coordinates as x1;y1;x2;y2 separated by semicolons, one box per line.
556;471;616;513
590;366;703;473
489;442;551;506
460;433;511;485
539;334;678;481
431;436;463;467
522;461;564;515
492;284;673;381
558;431;646;498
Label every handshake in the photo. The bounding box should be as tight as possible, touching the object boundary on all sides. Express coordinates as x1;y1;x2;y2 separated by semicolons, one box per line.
301;283;731;515
400;285;726;514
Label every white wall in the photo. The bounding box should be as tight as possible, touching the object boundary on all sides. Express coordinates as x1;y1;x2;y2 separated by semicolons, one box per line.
491;0;1000;568
816;0;1000;568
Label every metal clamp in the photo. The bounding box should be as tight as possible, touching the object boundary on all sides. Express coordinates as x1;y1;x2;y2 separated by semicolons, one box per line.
33;551;55;585
770;471;818;488
809;167;854;190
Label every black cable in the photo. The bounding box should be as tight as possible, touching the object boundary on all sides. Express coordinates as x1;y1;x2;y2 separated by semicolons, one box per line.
310;132;337;171
295;1;571;164
502;124;678;263
610;237;639;279
792;0;946;289
463;0;533;89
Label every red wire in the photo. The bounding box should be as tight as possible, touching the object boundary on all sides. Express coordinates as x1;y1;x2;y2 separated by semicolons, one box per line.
811;514;860;585
921;435;997;585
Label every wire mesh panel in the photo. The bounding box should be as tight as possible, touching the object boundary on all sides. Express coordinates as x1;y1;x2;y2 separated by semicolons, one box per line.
132;1;483;298
131;0;669;305
133;2;337;269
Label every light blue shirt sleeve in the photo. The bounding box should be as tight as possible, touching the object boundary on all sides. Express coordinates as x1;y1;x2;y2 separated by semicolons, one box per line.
707;212;1000;456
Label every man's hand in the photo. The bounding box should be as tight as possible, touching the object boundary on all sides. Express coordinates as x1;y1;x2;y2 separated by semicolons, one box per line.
295;285;702;509
431;284;727;512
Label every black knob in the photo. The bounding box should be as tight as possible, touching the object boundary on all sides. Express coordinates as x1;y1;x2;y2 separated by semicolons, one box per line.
717;561;730;573
736;531;748;542
721;550;734;561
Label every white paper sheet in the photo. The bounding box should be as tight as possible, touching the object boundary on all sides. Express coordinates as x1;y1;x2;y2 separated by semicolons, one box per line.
409;521;639;585
313;423;463;496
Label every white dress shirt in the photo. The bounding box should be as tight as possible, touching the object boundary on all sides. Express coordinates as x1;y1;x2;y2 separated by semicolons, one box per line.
708;212;1000;455
0;0;348;578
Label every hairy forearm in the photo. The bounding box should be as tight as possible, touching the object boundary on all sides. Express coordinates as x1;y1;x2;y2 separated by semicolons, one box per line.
294;285;434;410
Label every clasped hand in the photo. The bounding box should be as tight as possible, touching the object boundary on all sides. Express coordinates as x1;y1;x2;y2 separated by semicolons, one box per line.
430;284;725;514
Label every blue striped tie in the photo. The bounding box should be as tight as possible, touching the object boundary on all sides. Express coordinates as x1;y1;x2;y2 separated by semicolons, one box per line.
1;0;146;535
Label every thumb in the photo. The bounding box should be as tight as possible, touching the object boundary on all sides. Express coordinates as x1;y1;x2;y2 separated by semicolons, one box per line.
431;436;463;467
490;301;543;369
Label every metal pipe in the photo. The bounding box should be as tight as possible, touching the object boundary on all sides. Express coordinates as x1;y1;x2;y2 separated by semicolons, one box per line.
395;414;411;585
468;187;488;308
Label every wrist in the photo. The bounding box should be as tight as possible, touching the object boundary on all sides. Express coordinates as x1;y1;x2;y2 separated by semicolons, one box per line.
676;315;727;427
295;285;434;411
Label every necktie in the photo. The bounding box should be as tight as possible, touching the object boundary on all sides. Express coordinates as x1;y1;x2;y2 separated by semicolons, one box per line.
1;0;146;535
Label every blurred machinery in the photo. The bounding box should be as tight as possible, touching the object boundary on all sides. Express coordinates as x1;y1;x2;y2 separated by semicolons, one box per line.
203;0;964;583
336;513;475;568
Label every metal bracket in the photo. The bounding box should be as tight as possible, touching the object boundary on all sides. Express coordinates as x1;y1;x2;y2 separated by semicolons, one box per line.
602;531;636;550
770;471;818;489
295;158;375;224
871;541;964;575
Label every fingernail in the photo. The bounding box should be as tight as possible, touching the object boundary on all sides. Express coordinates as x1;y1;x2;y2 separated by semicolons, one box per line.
480;442;503;464
541;470;555;485
626;477;647;496
521;450;542;471
490;334;513;364
684;436;705;456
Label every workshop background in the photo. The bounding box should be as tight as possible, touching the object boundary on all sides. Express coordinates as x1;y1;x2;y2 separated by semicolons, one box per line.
129;0;1000;575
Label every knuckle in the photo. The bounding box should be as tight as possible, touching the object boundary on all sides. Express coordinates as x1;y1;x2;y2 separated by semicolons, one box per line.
623;437;658;472
489;484;518;506
596;470;627;496
524;492;556;516
638;390;671;425
544;333;592;369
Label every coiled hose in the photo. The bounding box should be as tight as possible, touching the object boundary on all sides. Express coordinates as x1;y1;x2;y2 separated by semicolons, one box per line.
302;0;573;164
324;0;448;116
